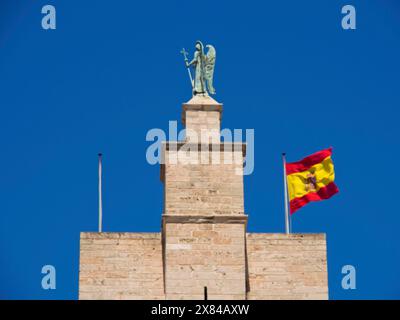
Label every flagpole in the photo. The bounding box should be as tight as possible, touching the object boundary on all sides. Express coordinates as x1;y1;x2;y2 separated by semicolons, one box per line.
282;153;290;234
98;153;103;233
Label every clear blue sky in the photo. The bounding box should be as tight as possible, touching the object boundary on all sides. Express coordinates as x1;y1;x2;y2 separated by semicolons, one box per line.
0;0;399;300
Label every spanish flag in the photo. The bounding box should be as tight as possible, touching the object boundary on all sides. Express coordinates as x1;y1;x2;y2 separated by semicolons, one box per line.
286;148;339;214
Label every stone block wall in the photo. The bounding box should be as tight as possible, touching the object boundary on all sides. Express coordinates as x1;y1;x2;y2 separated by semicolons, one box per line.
163;152;245;216
164;221;246;300
246;233;328;300
184;110;221;142
181;96;222;143
79;232;164;300
161;95;245;217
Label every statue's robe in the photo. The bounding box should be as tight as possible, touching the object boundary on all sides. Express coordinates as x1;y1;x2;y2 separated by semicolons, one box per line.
192;51;206;94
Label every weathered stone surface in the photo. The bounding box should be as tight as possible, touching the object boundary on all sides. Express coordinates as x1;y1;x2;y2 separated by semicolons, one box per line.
79;232;164;300
162;151;245;215
164;222;247;300
78;231;328;300
159;95;246;217
246;233;328;300
181;95;222;143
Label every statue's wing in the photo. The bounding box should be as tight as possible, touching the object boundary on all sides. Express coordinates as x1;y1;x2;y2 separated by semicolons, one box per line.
204;45;216;94
205;45;216;78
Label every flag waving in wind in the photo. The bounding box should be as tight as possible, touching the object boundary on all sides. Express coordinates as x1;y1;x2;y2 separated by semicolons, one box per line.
286;148;339;214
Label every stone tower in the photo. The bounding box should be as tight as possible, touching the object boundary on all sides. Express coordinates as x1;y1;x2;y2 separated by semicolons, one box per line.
79;95;329;300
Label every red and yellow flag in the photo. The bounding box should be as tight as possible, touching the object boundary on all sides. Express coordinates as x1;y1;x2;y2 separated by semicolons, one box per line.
286;148;339;214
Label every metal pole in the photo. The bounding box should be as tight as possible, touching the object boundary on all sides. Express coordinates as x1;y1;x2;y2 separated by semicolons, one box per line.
282;153;290;234
204;286;208;300
98;153;103;233
187;65;194;89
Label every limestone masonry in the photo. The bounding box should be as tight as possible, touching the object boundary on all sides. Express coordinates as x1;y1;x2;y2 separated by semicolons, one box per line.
79;95;329;300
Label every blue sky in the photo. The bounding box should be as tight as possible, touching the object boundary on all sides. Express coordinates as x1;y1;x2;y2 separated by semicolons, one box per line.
0;0;399;299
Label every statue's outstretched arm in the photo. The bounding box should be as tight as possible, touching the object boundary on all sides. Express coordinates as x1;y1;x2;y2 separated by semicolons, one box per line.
186;58;197;68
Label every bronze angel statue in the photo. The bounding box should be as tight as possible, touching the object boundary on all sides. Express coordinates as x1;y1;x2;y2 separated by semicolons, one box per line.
181;41;216;95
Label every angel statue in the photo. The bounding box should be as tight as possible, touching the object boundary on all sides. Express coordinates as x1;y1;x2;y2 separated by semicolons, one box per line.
180;41;216;96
